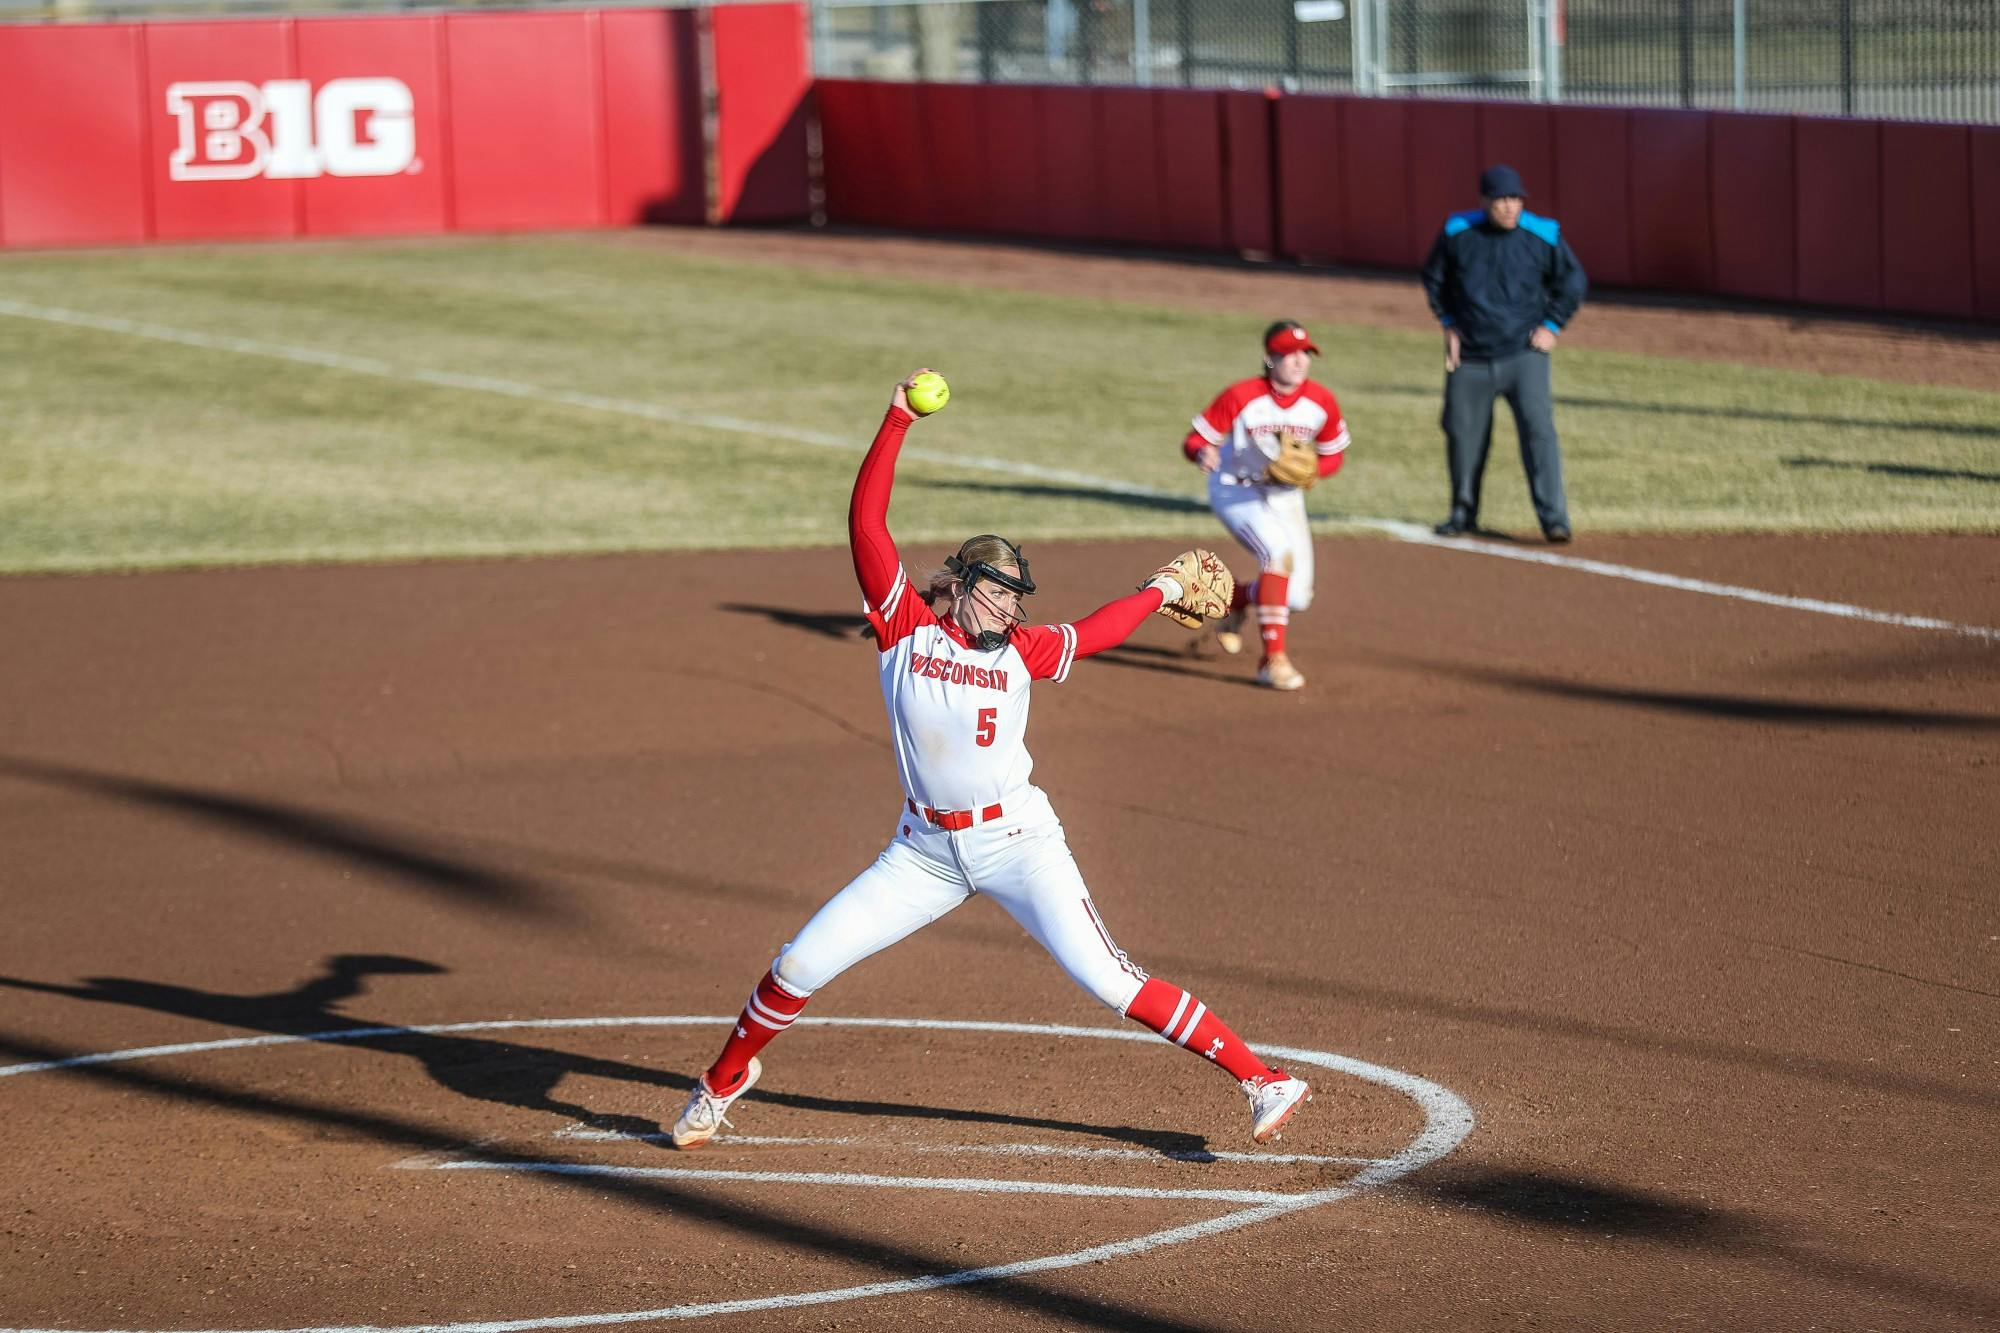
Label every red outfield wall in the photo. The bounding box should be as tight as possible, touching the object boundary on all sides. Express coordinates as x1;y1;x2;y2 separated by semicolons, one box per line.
0;4;808;247
818;80;1997;321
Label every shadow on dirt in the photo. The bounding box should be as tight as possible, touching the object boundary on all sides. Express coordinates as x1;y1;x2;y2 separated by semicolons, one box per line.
1423;1165;1998;1319
1089;642;1266;688
0;1017;1223;1333
718;603;871;640
0;755;567;919
1394;660;2000;732
0;956;1212;1156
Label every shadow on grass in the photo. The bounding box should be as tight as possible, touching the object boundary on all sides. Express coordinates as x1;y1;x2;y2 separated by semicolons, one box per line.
1783;456;2000;485
905;476;1211;516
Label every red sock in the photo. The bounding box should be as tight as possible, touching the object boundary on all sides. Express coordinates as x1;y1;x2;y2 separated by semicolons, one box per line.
1125;978;1274;1084
703;969;809;1094
1230;578;1251;614
1256;572;1290;658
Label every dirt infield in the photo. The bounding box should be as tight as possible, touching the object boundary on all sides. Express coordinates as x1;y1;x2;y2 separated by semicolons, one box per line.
3;530;1996;1332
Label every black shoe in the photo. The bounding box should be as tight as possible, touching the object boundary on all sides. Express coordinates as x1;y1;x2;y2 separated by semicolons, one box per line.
1434;512;1474;537
1543;524;1572;544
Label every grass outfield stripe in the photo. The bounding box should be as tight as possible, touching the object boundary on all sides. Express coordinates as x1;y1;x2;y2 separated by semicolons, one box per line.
1;296;1992;643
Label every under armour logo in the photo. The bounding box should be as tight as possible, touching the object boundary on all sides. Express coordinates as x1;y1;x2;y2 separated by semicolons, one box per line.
735;1024;748;1039
1203;1037;1224;1061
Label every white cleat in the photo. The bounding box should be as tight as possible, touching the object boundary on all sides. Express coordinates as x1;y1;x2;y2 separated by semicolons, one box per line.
1214;607;1245;656
1255;653;1305;691
670;1057;761;1149
1245;1072;1312;1144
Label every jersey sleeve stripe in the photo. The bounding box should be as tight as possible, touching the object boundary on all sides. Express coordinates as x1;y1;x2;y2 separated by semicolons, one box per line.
1054;623;1078;683
875;566;909;615
1190;415;1225;446
1317;426;1351;455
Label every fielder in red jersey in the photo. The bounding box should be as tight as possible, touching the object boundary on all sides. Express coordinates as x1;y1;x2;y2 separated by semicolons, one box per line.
669;370;1312;1150
1185;321;1352;691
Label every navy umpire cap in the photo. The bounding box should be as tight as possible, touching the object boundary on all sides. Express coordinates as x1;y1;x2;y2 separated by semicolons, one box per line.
1478;163;1527;200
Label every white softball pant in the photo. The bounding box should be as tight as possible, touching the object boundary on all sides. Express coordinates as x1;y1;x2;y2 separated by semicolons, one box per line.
770;785;1149;1014
1208;476;1315;611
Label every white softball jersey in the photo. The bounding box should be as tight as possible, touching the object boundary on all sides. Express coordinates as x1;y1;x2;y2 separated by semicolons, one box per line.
1191;376;1350;488
863;565;1076;815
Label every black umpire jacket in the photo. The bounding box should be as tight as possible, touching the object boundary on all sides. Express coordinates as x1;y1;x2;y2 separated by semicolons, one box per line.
1420;210;1588;361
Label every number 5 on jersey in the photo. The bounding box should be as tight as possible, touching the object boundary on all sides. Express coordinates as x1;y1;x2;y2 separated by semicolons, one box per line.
975;707;998;747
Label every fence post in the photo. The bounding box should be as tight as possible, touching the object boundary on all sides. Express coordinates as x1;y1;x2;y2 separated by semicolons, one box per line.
1679;0;1695;107
1838;0;1855;115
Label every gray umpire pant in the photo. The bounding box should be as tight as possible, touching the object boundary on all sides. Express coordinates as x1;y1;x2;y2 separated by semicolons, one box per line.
1442;348;1569;531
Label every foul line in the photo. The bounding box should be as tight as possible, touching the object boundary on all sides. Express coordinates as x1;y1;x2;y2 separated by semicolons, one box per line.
4;297;1988;642
0;1014;1475;1333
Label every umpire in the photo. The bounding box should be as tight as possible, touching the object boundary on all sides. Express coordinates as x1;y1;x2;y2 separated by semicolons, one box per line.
1420;164;1587;542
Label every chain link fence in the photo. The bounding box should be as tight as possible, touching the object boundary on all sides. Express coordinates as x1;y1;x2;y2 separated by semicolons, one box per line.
811;0;2000;124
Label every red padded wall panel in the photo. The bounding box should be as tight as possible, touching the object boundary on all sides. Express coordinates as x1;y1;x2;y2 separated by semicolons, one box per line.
0;25;149;246
1037;86;1098;239
1795;116;1880;308
1880;122;1973;317
710;3;809;223
1339;97;1408;266
1975;128;2000;319
1155;90;1225;251
1628;109;1711;290
1552;106;1632;287
446;13;603;231
1224;90;1277;256
144;21;299;241
1095;87;1163;246
293;17;448;238
599;8;703;225
978;84;1042;237
1404;101;1481;266
915;83;986;232
817;80;903;228
1706;112;1794;302
1477;103;1556;216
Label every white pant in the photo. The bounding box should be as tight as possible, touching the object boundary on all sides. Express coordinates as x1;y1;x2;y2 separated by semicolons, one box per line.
1208;477;1315;611
771;786;1149;1014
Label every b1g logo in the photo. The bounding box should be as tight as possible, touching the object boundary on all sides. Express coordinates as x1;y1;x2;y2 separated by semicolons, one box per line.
167;78;417;181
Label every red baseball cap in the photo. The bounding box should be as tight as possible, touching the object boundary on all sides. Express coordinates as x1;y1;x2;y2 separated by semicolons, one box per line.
1264;321;1321;356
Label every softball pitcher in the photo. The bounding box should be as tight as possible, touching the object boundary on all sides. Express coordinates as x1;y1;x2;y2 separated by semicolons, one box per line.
670;370;1312;1150
1184;320;1352;691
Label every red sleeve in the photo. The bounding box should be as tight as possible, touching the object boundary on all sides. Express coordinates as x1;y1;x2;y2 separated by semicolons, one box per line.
863;578;936;651
850;406;914;611
1307;383;1351;452
1187;381;1255;455
1014;588;1165;681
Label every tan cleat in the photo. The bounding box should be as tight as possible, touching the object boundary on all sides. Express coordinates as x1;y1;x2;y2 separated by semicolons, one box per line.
1213;607;1245;656
670;1057;761;1149
1245;1071;1312;1143
1255;653;1305;691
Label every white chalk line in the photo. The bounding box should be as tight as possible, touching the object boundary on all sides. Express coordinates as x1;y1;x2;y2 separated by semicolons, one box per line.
12;296;1977;640
416;1159;1300;1207
550;1124;1385;1167
0;1014;1475;1333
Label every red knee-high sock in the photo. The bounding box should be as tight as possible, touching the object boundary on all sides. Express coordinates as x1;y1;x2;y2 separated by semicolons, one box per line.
1230;578;1252;614
1125;977;1275;1084
1256;572;1290;658
703;969;809;1094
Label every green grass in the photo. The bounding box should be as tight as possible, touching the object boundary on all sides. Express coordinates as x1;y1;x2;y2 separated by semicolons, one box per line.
1;233;1995;574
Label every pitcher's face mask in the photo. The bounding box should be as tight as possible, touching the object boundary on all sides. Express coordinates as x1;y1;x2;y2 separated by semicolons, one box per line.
946;538;1034;650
